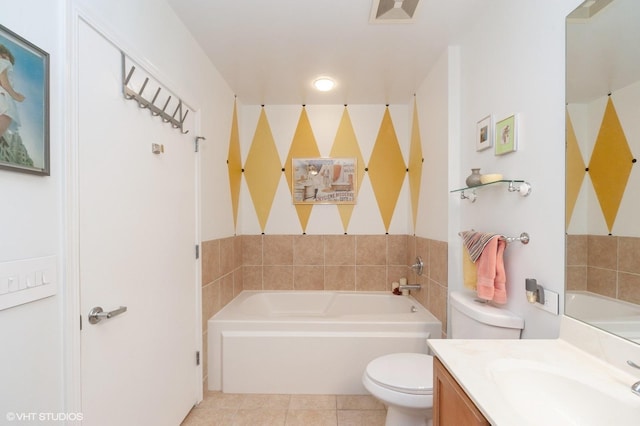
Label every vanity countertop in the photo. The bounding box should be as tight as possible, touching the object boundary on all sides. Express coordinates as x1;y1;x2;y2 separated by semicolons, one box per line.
428;319;640;426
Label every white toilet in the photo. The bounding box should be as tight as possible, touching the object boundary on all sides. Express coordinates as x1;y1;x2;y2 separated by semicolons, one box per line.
362;290;524;426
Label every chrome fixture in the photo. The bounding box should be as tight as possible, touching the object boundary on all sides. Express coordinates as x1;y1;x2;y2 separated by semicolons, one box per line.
399;283;421;291
626;360;640;396
507;181;532;196
88;305;128;325
409;256;424;276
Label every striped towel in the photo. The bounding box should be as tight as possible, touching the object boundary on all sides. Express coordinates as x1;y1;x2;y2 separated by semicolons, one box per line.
459;230;503;263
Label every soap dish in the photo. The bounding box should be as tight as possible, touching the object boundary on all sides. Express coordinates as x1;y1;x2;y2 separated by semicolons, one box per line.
480;173;503;184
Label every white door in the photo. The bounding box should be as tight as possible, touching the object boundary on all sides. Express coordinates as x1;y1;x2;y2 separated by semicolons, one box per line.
77;21;198;425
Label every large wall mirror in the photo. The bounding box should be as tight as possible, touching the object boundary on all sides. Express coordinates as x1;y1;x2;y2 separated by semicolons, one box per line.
565;0;640;343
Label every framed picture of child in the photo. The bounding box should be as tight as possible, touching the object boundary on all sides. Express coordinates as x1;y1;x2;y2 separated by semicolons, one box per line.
0;24;49;175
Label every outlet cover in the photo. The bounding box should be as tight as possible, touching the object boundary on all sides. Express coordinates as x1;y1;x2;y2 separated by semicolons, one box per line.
536;288;559;315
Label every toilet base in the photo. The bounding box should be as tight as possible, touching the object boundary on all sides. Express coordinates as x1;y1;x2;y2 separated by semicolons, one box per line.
385;405;432;426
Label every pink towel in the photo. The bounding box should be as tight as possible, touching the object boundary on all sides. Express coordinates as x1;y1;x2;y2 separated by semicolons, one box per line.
475;237;507;304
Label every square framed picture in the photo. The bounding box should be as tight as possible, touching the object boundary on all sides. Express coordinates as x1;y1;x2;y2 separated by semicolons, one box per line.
292;157;356;204
476;115;493;152
495;114;517;155
0;24;49;176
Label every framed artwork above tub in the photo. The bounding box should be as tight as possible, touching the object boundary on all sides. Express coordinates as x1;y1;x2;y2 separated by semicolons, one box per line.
292;157;357;204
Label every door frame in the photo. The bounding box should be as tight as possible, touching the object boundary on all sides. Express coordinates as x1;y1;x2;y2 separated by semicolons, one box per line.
63;3;203;415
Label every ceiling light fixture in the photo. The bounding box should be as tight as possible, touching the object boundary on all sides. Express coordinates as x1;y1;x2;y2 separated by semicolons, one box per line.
313;77;335;92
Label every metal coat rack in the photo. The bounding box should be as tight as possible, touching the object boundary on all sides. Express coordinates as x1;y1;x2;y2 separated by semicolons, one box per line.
121;53;190;134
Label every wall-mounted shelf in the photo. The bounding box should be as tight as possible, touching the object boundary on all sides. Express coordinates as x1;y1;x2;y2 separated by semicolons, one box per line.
450;180;531;202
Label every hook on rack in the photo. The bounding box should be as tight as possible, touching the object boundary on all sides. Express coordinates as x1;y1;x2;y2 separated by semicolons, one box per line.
121;53;190;134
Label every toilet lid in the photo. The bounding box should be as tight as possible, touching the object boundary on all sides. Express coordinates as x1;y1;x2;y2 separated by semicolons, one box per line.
365;353;434;395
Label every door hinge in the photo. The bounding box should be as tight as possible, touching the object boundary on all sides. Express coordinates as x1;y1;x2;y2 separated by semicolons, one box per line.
195;244;200;259
196;351;200;366
80;314;83;331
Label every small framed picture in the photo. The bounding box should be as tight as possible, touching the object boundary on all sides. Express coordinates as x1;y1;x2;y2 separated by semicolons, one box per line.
476;115;493;151
495;114;517;155
292;157;356;204
0;24;50;175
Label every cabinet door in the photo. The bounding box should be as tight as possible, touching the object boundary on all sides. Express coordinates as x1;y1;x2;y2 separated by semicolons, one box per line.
433;357;490;426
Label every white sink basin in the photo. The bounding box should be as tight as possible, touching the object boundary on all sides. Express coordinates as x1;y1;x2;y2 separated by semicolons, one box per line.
486;358;640;426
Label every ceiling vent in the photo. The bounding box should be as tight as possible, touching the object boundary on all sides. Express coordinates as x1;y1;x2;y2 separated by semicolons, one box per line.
370;0;420;23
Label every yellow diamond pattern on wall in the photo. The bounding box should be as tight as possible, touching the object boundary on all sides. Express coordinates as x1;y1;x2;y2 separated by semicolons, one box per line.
285;107;321;233
227;101;242;231
565;108;586;229
588;97;633;233
330;108;365;233
244;108;282;232
408;99;423;231
368;107;406;233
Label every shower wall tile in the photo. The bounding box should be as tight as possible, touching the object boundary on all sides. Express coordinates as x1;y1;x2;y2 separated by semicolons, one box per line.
220;237;235;276
619;237;640;274
587;235;617;270
586;266;617;298
619;272;640;305
356;235;386;265
202;239;220;285
387;234;407;265
263;265;294;290
294;235;324;265
294;265;325;290
429;240;448;287
264;235;294;265
242;265;263;290
325;235;355;265
356;265;387;291
242;235;263;265
324;266;356;291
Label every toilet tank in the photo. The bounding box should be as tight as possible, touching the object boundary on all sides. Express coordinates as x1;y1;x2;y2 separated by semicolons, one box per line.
450;291;524;339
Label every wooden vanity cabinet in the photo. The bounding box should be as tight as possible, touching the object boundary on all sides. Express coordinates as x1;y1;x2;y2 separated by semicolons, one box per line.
433;357;490;426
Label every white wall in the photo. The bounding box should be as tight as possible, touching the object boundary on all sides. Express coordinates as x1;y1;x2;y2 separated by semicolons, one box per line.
453;0;583;338
0;0;66;416
73;0;236;242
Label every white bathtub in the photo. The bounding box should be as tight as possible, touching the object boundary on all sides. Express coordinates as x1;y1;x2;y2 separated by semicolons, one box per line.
565;291;640;342
208;290;442;394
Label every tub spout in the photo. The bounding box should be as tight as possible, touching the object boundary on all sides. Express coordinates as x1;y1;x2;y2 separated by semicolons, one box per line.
399;284;421;291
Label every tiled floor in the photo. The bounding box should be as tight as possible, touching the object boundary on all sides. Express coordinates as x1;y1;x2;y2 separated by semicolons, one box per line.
180;393;387;426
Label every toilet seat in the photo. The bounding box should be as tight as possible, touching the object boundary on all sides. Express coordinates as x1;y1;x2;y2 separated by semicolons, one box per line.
365;353;434;395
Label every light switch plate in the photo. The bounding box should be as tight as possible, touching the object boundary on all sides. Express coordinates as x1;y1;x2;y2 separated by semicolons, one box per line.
0;256;57;311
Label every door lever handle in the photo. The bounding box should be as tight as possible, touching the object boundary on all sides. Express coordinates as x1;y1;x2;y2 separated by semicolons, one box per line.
88;306;127;324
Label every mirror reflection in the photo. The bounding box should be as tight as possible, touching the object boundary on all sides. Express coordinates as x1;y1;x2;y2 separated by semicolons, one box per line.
565;0;640;343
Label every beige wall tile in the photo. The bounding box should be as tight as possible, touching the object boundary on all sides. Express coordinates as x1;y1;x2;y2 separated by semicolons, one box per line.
566;234;587;266
619;237;640;274
220;237;235;276
234;267;244;296
415;236;429;278
355;235;387;265
406;235;417;267
242;265;263;290
201;239;220;286
263;265;294;290
242;235;263;265
202;282;220;330
356;265;387;291
387;265;408;287
428;280;448;335
587;235;617;270
294;235;325;265
324;266;356;291
294;265;325;290
264;235;294;265
387;234;407;265
325;235;355;265
429;239;448;286
586;266;617;298
233;235;242;269
618;272;640;305
566;265;587;291
220;273;234;307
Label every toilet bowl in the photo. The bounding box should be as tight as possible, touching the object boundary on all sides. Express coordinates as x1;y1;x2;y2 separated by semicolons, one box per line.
362;353;434;426
362;290;525;426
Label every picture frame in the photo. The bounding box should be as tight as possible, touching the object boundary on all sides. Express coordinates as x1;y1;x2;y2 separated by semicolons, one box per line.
476;115;493;152
292;157;357;204
495;114;517;155
0;24;50;176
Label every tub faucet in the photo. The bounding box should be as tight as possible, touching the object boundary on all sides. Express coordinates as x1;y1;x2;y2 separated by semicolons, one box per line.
398;284;421;291
627;360;640;396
